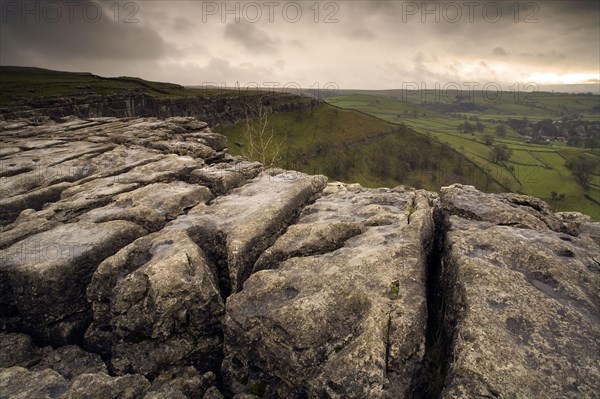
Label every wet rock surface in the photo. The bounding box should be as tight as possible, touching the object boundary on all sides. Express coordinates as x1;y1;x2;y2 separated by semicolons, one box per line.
1;118;598;399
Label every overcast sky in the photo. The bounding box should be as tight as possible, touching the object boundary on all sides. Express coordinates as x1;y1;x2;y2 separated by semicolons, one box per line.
1;0;599;91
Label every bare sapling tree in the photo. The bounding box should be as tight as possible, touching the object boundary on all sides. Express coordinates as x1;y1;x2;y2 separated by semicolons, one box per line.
241;93;285;169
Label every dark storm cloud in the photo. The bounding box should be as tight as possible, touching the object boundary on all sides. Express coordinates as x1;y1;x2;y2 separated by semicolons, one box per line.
545;0;600;20
0;0;172;66
0;0;597;88
224;22;279;54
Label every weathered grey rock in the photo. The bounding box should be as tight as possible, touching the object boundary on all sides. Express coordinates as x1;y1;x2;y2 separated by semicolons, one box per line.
0;181;142;250
148;140;216;160
0;145;164;200
0;143;114;197
0;333;46;368
1;116;597;399
16;139;67;151
0;332;107;380
0;221;146;345
189;132;228;152
143;387;188;399
30;345;107;379
95;154;201;185
437;185;600;398
190;159;263;195
202;386;225;399
556;211;600;244
222;184;434;398
61;372;150;399
0;182;73;226
0;116;224;227
150;367;215;399
0;91;317;127
0;146;21;157
0;144;166;227
0;141;113;181
55;154;202;204
0;366;68;399
167;170;327;295
440;183;565;232
86;230;224;377
80;182;213;231
254;220;363;272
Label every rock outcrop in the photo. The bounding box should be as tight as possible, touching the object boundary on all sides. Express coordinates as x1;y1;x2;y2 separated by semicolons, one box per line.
85;229;225;377
433;185;600;398
0;92;319;128
222;184;435;398
0;117;598;399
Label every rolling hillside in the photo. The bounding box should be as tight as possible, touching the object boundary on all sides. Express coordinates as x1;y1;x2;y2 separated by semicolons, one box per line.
327;92;599;218
218;103;505;193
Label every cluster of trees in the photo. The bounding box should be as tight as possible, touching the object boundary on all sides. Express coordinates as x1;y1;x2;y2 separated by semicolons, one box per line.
549;191;567;211
452;113;598;148
295;132;485;191
495;125;507;137
566;157;600;189
457;121;485;134
504;117;600;148
490;144;513;164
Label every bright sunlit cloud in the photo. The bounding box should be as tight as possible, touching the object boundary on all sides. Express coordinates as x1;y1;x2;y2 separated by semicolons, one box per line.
526;72;600;85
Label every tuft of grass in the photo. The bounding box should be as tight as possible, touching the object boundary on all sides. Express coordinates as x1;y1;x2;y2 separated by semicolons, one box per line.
389;280;400;299
249;380;267;397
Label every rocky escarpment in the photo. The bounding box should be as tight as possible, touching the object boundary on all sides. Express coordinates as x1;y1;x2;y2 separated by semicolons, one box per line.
0;92;319;127
0;116;598;398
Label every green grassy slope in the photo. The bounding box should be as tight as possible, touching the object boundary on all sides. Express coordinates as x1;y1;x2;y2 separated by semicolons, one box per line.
217;103;504;193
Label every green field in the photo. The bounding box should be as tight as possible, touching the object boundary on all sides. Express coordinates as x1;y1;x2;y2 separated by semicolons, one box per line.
326;92;600;218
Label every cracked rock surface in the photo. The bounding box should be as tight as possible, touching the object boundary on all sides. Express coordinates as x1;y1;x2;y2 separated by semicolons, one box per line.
1;118;598;399
223;184;436;398
436;185;600;399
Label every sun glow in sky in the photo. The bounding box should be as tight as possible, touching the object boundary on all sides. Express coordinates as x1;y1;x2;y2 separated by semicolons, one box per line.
526;72;600;85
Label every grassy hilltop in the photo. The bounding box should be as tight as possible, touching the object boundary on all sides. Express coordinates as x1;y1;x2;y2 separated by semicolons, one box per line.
0;66;291;105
